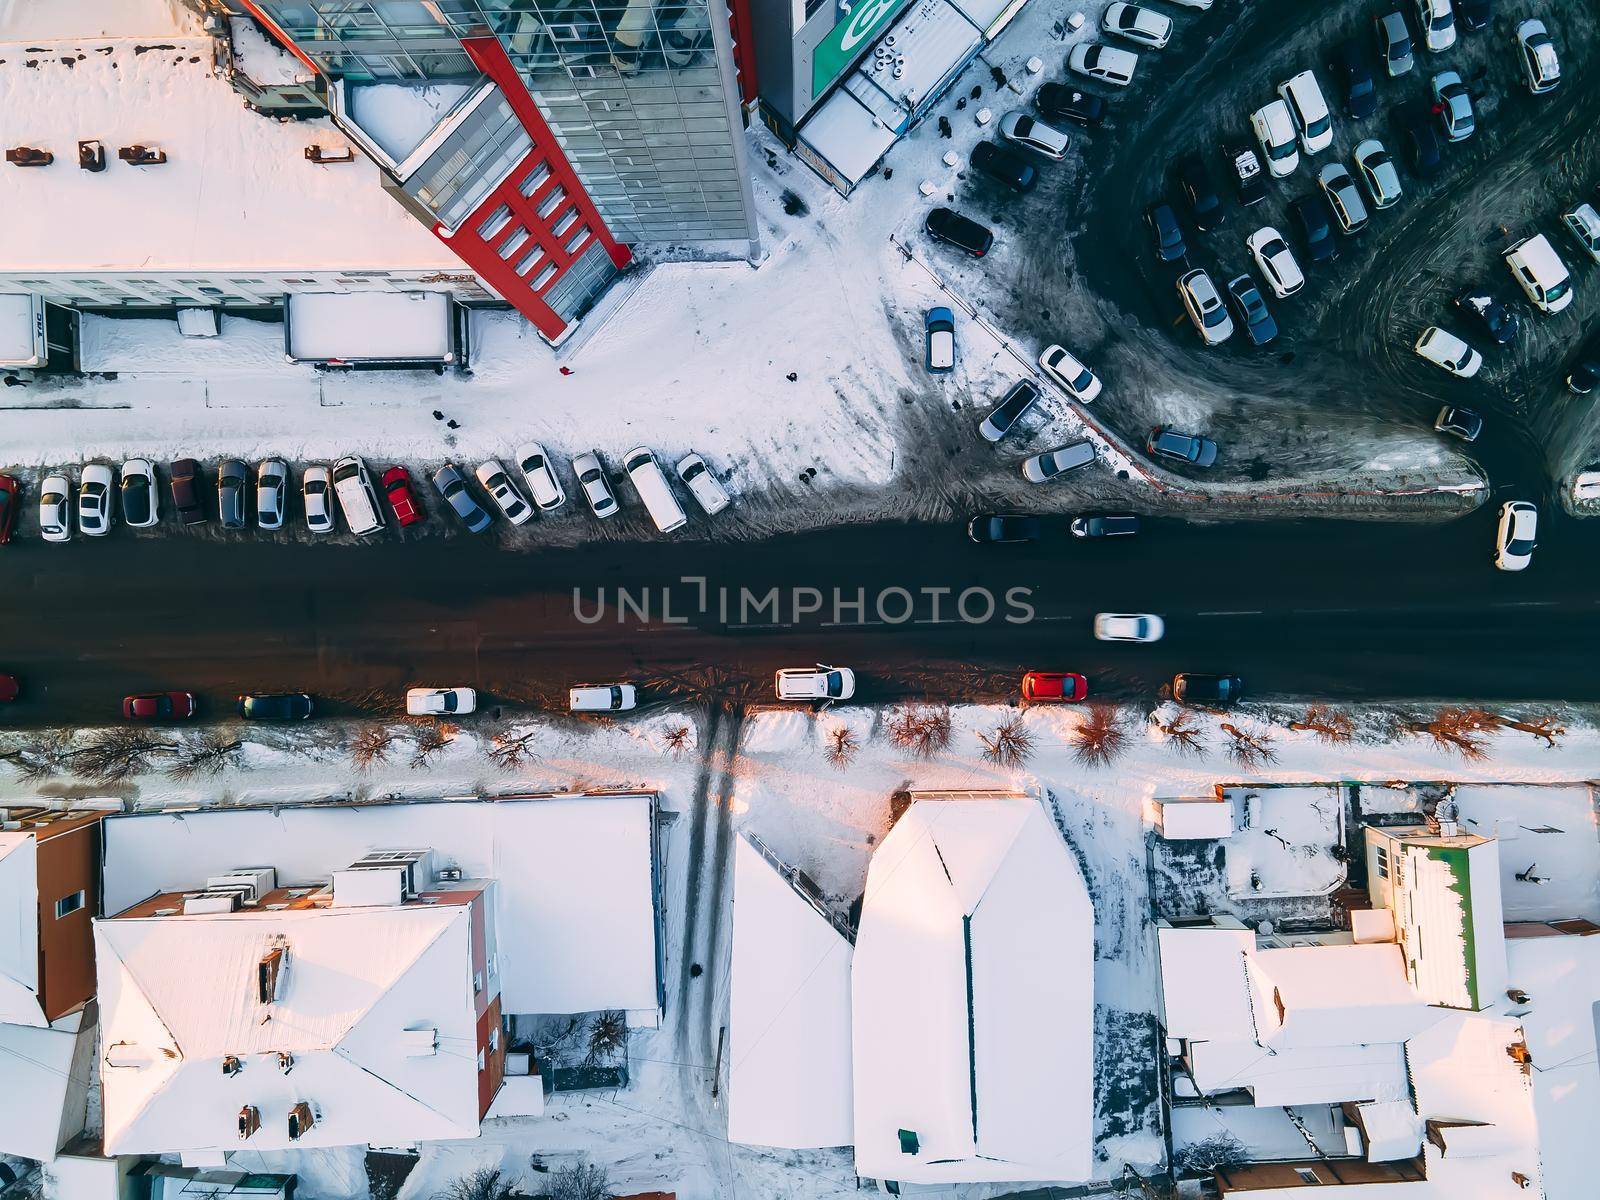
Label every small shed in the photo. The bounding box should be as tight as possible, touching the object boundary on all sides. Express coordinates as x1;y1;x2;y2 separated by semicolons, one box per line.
1154;797;1234;840
284;291;461;367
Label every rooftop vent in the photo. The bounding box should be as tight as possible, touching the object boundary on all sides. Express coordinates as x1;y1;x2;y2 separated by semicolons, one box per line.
305;144;354;164
78;139;105;172
286;1101;315;1141
277;1051;295;1075
221;1055;242;1077
183;891;242;915
6;147;53;167
238;1105;260;1140
208;868;278;905
333;848;433;907
400;1027;438;1057
118;144;167;166
258;943;288;1004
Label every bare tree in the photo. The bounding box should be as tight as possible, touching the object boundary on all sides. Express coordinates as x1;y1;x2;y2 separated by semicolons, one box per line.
584;1010;627;1066
1220;723;1278;770
72;728;178;784
1071;705;1128;768
1407;707;1496;760
823;724;859;769
886;705;952;759
167;731;244;780
1501;712;1566;748
1174;1131;1249;1176
662;723;694;760
1151;709;1206;758
979;714;1034;768
0;730;77;783
550;1162;611;1200
1290;704;1355;745
487;728;541;771
441;1168;516;1200
349;726;398;773
408;721;458;770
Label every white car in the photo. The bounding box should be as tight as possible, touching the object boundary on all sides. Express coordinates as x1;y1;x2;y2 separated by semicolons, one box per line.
1250;99;1299;177
1516;19;1560;94
1353;139;1403;209
256;458;289;531
78;463;114;537
39;472;71;543
406;687;477;716
1038;344;1102;402
302;464;335;534
1069;43;1138;87
569;683;638;713
1414;327;1482;378
675;452;730;515
119;458;159;529
1247;228;1305;298
514;442;566;511
1165;0;1211;6
1561;203;1600;265
775;666;856;702
1417;0;1456;52
1094;613;1165;643
1494;501;1537;572
1022;442;1096;483
999;111;1069;160
474;460;533;525
1178;269;1233;345
572;450;618;518
1102;2;1171;49
1278;71;1333;154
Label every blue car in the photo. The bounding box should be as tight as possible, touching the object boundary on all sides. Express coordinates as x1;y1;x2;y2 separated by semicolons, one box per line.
925;307;955;373
431;462;493;533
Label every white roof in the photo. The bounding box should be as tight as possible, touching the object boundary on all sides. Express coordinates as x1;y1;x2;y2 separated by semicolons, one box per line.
1248;945;1438;1048
852;798;1093;1185
1188;1037;1411;1108
1157;923;1255;1040
728;837;853;1149
0;1009;89;1160
286;292;453;362
797;89;897;186
0;40;463;273
97;903;480;1154
846;0;982;122
1156;798;1234;840
101;795;660;1016
0;832;45;1027
1356;1099;1424;1162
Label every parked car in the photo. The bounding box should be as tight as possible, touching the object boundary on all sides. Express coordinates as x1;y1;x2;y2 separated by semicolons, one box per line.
1453;289;1520;344
978;380;1043;442
1515;19;1560;93
1069;42;1138;87
120;458;159;529
925;307;956;373
1431;71;1475;141
573;451;619;518
1177;153;1223;231
1250;100;1300;178
431;463;492;532
1038;344;1102;401
1456;0;1491;32
256;459;289;531
569;683;638;713
381;465;422;527
969;141;1037;193
302;464;335;533
238;693;314;721
1318;163;1369;233
1166;0;1212;7
78;463;114;536
1148;426;1218;467
332;456;385;538
1173;673;1244;705
1329;37;1377;118
1434;405;1483;441
123;692;197;720
1146;202;1187;262
1566;351;1599;395
676;452;730;515
924;207;994;257
1022;442;1096;483
1414;326;1483;377
1227;274;1278;345
169;457;205;525
1230;146;1268;206
1102;2;1171;49
1071;514;1140;538
0;674;16;703
1493;501;1537;571
775;666;856;701
1375;10;1415;77
1178;268;1233;344
1278;71;1334;154
1561;203;1600;264
1247;226;1306;297
216;458;248;530
514;442;567;511
1036;83;1105;126
968;514;1043;543
39;473;71;543
1396;103;1443;178
1417;0;1456;52
475;460;533;525
1290;194;1338;262
1021;671;1088;702
406;687;477;716
999;111;1069;160
1094;613;1165;642
1504;233;1573;314
0;473;16;544
1353;140;1403;209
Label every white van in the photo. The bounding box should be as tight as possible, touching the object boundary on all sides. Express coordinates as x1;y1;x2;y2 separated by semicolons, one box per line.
570;683;638;713
1504;234;1573;314
623;446;687;533
1277;71;1333;154
332;455;385;537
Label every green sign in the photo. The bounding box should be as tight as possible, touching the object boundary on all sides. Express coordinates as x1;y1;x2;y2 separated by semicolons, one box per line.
811;0;907;100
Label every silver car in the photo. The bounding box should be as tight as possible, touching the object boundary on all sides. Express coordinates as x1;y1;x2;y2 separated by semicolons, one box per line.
256;459;289;531
1375;11;1413;77
431;462;493;533
998;111;1069;160
573;450;618;519
302;464;335;534
1178;269;1234;345
217;459;248;530
1021;442;1096;483
1353;140;1403;209
1318;163;1368;233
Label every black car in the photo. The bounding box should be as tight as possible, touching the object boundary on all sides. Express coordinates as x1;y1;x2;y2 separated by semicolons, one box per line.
1176;154;1223;231
967;514;1043;544
924;207;994;257
1456;0;1491;31
1453;289;1519;345
1567;336;1600;395
1145;202;1186;262
969;141;1037;193
1036;83;1105;126
1070;514;1140;538
1329;38;1377;119
1290;195;1338;263
238;692;315;721
1229;147;1267;206
1226;275;1277;346
1173;673;1244;706
1434;405;1483;442
1397;105;1442;180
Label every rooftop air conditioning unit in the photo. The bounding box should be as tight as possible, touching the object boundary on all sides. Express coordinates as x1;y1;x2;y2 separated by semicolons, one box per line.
340;849;433;898
183;891;244;915
206;868;278;905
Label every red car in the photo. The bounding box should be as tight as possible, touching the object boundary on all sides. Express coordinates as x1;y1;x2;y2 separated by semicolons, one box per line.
0;473;18;544
122;692;198;720
1021;671;1088;703
383;466;423;527
0;673;18;703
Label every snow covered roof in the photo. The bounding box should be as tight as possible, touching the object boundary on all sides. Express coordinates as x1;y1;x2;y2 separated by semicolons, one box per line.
851;797;1093;1185
1188;1037;1412;1108
1155;797;1234;840
0;832;45;1027
1157;922;1255;1041
1248;945;1438;1048
286;292;454;362
96;901;481;1154
728;837;853;1149
0;1005;92;1160
0;40;464;273
1355;1100;1424;1162
796;90;897;187
101;795;660;1016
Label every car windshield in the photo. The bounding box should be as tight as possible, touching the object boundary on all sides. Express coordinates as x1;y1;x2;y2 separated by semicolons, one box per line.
1013;115;1034;138
522;454;545;471
1308;115;1331;137
682;461;705;481
1084;45;1102;68
1546;280;1570;304
580;467;602;484
1388;38;1409;59
825;671;843;694
486;472;508;489
1268;138;1295;160
306;480;326;495
1430;13;1450;30
443;479;464;497
42;491;63;506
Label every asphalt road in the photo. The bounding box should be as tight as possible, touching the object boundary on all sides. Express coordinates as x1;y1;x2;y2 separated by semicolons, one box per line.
4;510;1598;726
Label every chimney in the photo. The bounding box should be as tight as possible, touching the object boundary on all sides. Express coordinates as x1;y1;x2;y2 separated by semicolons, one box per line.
258;944;287;1004
277;1051;295;1075
221;1055;242;1077
287;1101;315;1140
238;1105;260;1139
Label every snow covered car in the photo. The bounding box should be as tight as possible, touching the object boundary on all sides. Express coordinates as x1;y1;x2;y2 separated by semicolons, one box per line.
1230;146;1268;206
1561;203;1600;265
119;458;159;529
1516;19;1560;93
256;458;289;531
39;473;71;543
1102;3;1171;49
1430;70;1474;141
1070;42;1138;88
475;460;533;526
676;452;730;515
515;442;567;511
1250;100;1299;178
1414;327;1482;378
78;463;114;537
573;451;619;519
1454;289;1519;344
302;464;335;534
406;687;477;716
1353;139;1403;209
1038;344;1102;402
1493;501;1537;572
1094;613;1165;642
924;307;955;373
569;683;638;713
1022;442;1096;483
775;666;856;702
998;111;1069;161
